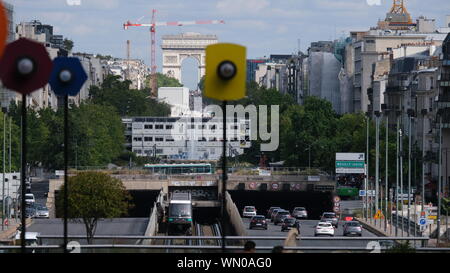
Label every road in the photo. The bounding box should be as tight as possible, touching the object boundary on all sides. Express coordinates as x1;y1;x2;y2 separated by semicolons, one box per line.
241;216;378;252
30;178;48;206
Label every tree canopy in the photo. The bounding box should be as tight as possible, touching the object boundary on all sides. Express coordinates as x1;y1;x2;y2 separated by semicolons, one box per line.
56;171;132;243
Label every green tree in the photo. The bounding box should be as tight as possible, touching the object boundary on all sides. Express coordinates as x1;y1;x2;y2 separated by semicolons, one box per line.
63;38;74;51
90;75;171;117
56;172;133;244
0;111;20;171
70;103;125;168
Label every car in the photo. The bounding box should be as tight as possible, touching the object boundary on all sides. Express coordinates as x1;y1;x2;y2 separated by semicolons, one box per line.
25;206;36;218
343;221;362;236
281;217;297;232
321;212;338;228
273;210;291;225
267;207;281;219
34;204;49;219
249;215;268;230
243;206;257;218
270;208;281;222
314;222;335;237
24;193;35;205
292;207;308;219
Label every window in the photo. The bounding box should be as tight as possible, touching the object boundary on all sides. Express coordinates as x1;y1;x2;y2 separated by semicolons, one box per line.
133;137;142;142
166;125;173;130
144;137;153;142
189;124;195;129
155;137;164;142
155;124;164;129
166;138;174;142
144;124;153;129
156;149;163;154
134;149;142;154
210;125;216;130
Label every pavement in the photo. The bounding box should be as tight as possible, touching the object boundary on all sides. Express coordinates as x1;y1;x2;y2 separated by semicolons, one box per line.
242;217;377;253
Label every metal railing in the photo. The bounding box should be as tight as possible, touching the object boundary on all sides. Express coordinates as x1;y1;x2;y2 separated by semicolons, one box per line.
392;213;422;236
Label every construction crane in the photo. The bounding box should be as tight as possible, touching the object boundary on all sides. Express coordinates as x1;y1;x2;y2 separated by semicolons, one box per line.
124;10;225;98
386;0;413;25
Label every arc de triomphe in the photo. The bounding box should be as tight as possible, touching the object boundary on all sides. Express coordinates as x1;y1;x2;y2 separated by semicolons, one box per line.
161;33;218;85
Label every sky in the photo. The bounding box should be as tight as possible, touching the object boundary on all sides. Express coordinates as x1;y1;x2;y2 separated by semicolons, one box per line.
8;0;450;90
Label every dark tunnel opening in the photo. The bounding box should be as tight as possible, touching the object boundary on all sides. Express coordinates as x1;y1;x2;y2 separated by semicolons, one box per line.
55;190;160;218
127;190;160;217
229;191;333;220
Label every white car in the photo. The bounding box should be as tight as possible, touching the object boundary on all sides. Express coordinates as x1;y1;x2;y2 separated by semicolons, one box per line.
314;222;335;237
25;193;35;205
243;206;257;218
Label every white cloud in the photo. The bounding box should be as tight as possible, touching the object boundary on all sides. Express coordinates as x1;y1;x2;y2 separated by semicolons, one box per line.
216;0;270;15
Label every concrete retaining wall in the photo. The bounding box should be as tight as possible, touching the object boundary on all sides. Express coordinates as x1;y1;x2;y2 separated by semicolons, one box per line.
225;192;247;237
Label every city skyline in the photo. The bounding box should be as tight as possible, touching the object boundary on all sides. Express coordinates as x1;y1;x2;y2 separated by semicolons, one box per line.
8;0;450;89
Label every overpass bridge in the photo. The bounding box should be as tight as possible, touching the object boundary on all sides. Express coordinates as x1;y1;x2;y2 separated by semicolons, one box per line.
46;172;336;219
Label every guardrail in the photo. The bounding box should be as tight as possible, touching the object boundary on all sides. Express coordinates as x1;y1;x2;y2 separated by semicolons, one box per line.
35;235;428;241
392;212;422;236
0;245;448;253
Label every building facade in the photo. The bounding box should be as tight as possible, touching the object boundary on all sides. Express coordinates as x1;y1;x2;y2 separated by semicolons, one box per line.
123;117;251;160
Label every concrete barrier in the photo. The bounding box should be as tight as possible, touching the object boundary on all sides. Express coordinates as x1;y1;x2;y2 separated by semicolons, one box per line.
143;190;164;245
226;191;247;237
354;217;389;237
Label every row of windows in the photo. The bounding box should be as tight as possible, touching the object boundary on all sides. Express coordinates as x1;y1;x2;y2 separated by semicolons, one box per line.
143;124;173;130
133;137;243;142
138;124;242;130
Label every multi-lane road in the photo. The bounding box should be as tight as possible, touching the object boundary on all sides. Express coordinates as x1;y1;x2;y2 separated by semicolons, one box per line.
241;213;380;252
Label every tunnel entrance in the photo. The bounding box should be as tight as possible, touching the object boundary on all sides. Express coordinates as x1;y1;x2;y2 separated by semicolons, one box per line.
128;190;160;217
193;207;221;224
54;190;160;218
229;191;333;220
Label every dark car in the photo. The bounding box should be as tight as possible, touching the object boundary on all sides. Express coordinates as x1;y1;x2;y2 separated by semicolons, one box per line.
25;206;36;218
274;210;291;225
270;208;281;222
281;217;297;232
267;207;281;219
249;215;268;230
321;212;338;228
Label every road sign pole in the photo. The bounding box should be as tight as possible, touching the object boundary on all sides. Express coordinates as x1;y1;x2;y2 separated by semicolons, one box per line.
438;116;442;245
366;114;370;223
408;113;412;237
385;113;389;232
221;101;227;253
63;95;69;253
2;113;5;231
400;119;404;237
20;94;27;253
375;112;380;227
422;110;426;213
396;113;400;236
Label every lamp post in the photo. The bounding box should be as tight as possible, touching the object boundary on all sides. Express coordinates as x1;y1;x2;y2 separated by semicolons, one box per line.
365;113;370;222
375;111;381;227
407;109;415;237
421;109;427;212
438;114;443;246
399;121;404;237
384;108;389;232
395;110;401;236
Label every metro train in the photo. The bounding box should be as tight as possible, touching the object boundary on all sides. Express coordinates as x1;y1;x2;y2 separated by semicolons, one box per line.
167;192;193;235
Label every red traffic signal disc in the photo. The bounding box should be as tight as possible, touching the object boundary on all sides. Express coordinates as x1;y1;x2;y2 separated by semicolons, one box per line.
0;38;53;95
0;2;7;58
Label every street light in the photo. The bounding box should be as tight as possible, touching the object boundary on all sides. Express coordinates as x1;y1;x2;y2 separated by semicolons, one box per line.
421;109;428;213
407;108;415;237
383;106;390;233
395;109;401;236
375;110;381;228
365;112;370;222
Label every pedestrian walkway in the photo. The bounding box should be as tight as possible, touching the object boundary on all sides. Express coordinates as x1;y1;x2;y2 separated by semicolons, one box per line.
0;218;22;242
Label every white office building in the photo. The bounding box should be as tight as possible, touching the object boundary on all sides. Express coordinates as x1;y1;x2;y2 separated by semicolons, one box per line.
123;117;251;160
